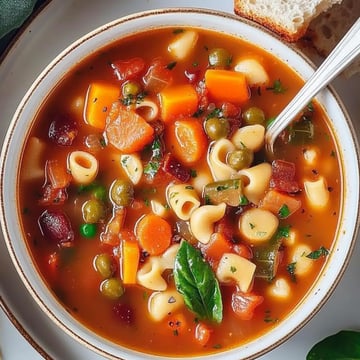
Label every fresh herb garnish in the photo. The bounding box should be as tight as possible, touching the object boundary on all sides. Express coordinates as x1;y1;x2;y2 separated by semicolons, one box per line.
306;246;329;259
174;241;223;323
278;204;290;218
144;161;160;178
166;61;177;70
239;195;249;206
267;79;287;94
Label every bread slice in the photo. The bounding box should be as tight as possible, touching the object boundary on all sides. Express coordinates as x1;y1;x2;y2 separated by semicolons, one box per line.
305;0;360;77
233;0;343;42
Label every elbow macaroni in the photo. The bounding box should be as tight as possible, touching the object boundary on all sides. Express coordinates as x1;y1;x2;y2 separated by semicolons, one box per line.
239;208;279;244
137;244;180;291
216;253;256;293
231;124;265;152
135;98;159;122
290;244;314;276
120;153;143;185
190;202;226;244
238;162;271;204
208;138;237;181
68;150;98;184
304;176;329;209
148;289;184;321
167;184;200;220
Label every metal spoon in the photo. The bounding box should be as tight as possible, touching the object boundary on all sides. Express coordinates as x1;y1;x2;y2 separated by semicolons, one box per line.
265;17;360;155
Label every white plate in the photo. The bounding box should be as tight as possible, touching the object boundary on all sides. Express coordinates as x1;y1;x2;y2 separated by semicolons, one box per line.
1;1;360;359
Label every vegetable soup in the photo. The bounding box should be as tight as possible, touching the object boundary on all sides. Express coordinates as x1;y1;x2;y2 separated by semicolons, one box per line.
19;27;341;356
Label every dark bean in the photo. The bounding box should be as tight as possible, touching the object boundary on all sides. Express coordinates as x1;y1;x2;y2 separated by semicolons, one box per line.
48;114;78;146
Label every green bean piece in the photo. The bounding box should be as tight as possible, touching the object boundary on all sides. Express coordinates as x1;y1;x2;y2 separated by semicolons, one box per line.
204;179;244;207
204;117;230;140
208;48;232;68
94;253;114;279
242;107;266;126
122;81;141;97
80;223;97;238
110;179;134;207
227;148;253;170
253;241;282;281
100;278;124;299
82;199;105;223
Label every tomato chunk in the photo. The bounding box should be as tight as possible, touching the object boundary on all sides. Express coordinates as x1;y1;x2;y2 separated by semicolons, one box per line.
111;57;146;81
231;291;264;320
270;159;300;193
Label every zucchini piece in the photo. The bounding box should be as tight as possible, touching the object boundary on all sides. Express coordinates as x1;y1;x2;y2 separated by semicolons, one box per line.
203;179;244;207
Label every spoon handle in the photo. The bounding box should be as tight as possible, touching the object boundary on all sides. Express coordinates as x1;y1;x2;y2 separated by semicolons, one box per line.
266;17;360;153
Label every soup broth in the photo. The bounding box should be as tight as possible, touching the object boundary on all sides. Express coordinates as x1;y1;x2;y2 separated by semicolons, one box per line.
19;27;341;356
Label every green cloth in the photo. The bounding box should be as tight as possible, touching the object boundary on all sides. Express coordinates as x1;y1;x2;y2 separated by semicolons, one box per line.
0;0;37;38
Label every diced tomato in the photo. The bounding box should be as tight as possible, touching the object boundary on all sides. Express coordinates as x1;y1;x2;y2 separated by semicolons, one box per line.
162;153;191;182
111;57;146;81
39;184;68;205
184;69;201;84
270;159;300;193
202;232;233;263
233;243;253;260
143;58;173;93
194;322;212;346
231;291;264;321
46;159;72;189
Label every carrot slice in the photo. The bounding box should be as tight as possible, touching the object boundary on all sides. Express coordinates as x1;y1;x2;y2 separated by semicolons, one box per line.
259;189;301;218
122;239;140;285
159;84;198;123
204;69;250;104
136;214;172;256
105;102;154;153
84;82;120;130
166;117;207;165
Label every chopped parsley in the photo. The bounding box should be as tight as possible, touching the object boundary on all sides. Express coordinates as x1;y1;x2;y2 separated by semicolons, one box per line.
166;61;177;70
239;195;249;206
267;79;287;94
306;246;329;259
278;204;290;218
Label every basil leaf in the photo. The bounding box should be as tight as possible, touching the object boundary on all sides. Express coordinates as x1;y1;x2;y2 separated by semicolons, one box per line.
174;241;223;323
307;330;360;360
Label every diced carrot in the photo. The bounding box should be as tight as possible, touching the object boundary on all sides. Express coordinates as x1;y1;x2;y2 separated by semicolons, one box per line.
194;322;212;346
105;102;154;153
121;239;140;285
259;189;301;218
166;117;207;165
84;82;120;130
136;213;172;256
159;84;198;122
231;291;264;321
204;69;250;104
202;232;233;262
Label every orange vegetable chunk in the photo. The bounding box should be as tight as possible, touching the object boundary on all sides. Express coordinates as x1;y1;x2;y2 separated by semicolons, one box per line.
84;82;120;130
166;117;207;165
105;102;154;153
121;239;140;285
159;84;198;123
259;189;301;218
136;214;172;256
204;69;250;104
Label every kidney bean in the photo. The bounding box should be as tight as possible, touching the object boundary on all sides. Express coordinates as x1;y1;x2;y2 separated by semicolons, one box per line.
48;114;78;146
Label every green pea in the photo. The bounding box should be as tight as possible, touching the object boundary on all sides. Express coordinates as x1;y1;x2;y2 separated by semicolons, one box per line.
94;253;113;279
80;223;97;238
100;278;124;299
122;81;141;97
242;107;266;126
110;179;134;207
205;117;230;140
82;199;105;223
227;148;253;170
92;185;107;201
208;48;232;68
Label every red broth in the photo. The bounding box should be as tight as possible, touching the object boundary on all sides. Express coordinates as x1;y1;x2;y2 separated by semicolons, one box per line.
18;27;341;356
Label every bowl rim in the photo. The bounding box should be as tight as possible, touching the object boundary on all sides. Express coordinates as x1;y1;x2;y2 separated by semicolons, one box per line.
1;7;360;360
